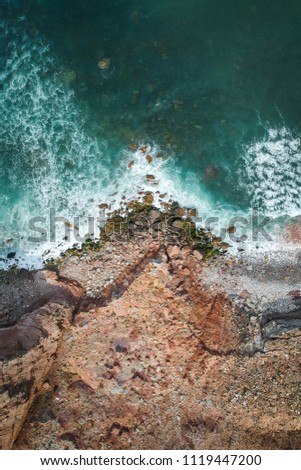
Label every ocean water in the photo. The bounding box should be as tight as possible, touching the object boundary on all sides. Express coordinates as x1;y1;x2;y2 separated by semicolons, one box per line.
1;0;301;268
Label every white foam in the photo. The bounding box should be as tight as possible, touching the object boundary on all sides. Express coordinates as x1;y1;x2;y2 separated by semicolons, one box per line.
0;27;111;268
241;126;301;217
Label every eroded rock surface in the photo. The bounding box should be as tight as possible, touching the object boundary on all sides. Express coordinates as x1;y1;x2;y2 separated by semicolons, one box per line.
0;271;84;449
11;246;301;450
0;269;83;327
1;204;301;450
0;304;73;449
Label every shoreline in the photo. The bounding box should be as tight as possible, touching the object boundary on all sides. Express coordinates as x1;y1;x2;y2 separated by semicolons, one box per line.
1;199;301;449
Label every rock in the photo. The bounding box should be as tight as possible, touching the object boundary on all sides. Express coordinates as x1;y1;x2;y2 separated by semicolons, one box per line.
97;58;111;70
3;199;301;451
128;161;135;169
0;304;74;449
145;155;153;164
133;370;151;382
227;226;236;234
282;221;301;243
175;208;185;217
0;269;83;328
171;219;184;229
166;245;181;259
143;193;154;206
59;432;79;446
193;250;203;261
58;412;72;428
118;367;134;384
146;174;155;181
170;201;179;212
187;208;197;217
181;268;190;276
7;252;16;259
204;164;219;180
99;203;109;210
148;210;161;222
190;291;249;354
0;268;84;449
288;290;301;299
61;70;76;84
40;382;52;393
110;423;121;437
240;290;250;299
152;221;164;231
128;143;137;151
9;234;301;451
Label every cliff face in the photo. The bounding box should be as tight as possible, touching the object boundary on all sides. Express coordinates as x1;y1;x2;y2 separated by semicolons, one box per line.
0;304;72;449
0;271;84;449
1;205;301;450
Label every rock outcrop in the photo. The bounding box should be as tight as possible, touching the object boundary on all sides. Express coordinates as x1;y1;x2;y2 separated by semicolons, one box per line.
1;203;301;450
0;269;83;327
12;247;301;449
0;271;84;449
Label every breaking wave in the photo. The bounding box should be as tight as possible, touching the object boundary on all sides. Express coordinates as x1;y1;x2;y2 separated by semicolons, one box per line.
241;126;301;217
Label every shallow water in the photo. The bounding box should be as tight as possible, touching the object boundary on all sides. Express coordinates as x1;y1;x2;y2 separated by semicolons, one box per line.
1;0;301;267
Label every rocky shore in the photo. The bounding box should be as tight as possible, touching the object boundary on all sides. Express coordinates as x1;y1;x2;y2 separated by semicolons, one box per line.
1;201;301;450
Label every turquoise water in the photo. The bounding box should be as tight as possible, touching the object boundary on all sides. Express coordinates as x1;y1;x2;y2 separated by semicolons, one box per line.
1;0;301;267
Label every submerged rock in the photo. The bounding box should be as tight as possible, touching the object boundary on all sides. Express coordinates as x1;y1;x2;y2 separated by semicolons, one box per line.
61;70;77;84
128;143;137;151
97;58;111;70
203;164;219;181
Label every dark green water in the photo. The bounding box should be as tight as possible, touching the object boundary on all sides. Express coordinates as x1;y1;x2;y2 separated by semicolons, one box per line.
1;0;301;266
